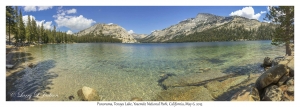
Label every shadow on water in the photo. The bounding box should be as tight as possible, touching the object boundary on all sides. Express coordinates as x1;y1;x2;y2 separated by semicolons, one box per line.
213;63;263;101
221;63;263;75
214;83;255;101
205;58;227;64
6;52;34;66
6;60;58;101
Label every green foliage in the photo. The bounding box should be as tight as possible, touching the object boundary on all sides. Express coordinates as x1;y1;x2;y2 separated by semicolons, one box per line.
265;6;294;55
6;7;73;45
18;9;26;43
162;24;275;43
25;15;32;43
6;6;16;44
73;33;122;43
13;6;19;43
31;17;38;42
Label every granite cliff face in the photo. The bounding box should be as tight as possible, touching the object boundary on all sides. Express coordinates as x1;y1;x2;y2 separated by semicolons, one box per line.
131;33;147;39
143;13;271;42
76;23;137;43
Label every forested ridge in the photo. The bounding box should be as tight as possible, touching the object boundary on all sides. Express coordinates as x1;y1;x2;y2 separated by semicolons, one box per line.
6;6;121;45
140;22;276;43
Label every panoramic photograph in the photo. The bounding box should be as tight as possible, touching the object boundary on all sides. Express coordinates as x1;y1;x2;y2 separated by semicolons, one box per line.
5;6;294;101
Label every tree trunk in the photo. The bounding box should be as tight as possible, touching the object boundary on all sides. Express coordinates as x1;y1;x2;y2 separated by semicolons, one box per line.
8;19;11;45
284;7;292;56
285;42;291;56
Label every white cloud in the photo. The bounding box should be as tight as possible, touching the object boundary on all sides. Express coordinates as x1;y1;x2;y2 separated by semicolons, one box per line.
260;11;267;14
36;20;53;29
24;6;36;12
54;8;96;31
38;6;53;11
66;8;76;14
22;15;36;25
66;30;73;34
128;30;134;34
23;15;53;29
108;23;113;25
229;6;267;20
262;20;271;23
24;6;53;12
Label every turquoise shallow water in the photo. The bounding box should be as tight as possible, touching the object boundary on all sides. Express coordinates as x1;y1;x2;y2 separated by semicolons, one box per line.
8;40;285;101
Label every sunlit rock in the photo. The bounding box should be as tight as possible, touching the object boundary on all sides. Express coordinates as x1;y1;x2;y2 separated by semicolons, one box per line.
77;86;100;101
231;85;260;101
255;64;288;91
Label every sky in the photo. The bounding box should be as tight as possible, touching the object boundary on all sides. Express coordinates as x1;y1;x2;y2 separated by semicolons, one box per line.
19;6;270;35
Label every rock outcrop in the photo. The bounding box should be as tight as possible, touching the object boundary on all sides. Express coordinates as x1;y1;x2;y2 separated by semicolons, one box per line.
131;33;147;39
76;23;137;43
143;13;271;42
255;64;288;91
231;53;294;101
77;86;101;101
262;85;282;101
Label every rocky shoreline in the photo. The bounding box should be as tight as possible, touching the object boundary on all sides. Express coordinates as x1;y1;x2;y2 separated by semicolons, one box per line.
231;46;294;101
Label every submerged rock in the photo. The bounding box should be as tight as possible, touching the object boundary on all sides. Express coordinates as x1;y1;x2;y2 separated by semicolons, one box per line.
262;85;282;101
77;86;100;101
157;73;176;90
68;95;75;100
154;86;214;101
231;85;260;101
204;75;248;98
162;70;227;88
28;63;35;68
131;97;143;101
255;64;288;91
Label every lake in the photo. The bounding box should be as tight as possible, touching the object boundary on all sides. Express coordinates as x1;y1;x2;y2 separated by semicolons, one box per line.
7;40;285;101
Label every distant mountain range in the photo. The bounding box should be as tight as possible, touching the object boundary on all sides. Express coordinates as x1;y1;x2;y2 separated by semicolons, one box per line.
76;13;275;43
76;23;137;43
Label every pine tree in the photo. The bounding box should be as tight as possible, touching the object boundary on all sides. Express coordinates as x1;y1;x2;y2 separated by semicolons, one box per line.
265;6;294;56
26;15;32;43
6;6;16;45
31;17;38;43
18;9;26;43
14;6;19;43
41;23;45;43
53;25;56;43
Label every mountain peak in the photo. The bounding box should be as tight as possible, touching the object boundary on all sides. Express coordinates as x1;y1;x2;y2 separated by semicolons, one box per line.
143;13;271;42
76;23;137;43
197;13;214;16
